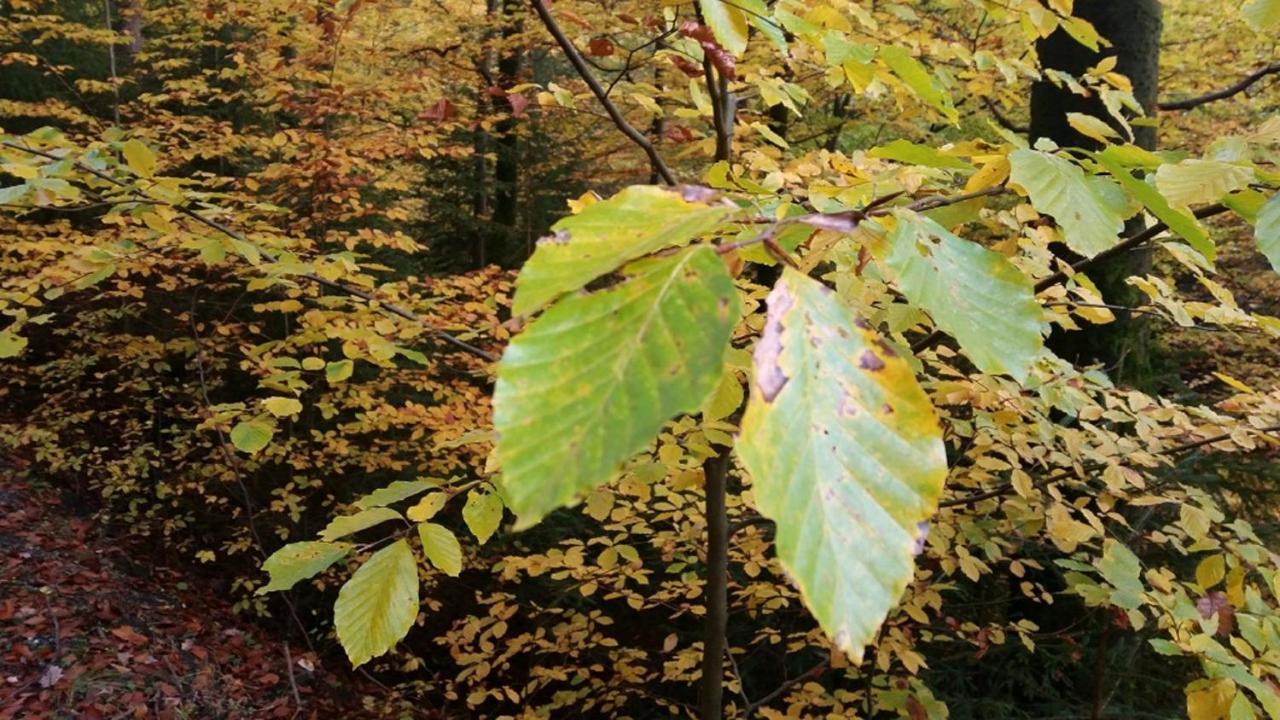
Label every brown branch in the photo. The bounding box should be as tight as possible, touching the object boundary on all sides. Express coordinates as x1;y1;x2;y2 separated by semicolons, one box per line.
1030;203;1231;293
910;202;1233;355
1;140;497;362
528;0;678;185
1159;63;1280;111
745;659;829;717
699;448;731;720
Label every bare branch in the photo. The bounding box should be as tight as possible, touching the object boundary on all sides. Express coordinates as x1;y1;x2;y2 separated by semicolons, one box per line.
1159;63;1280;111
528;0;678;185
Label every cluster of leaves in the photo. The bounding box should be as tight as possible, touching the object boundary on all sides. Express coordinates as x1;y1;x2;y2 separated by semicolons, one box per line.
3;0;1280;718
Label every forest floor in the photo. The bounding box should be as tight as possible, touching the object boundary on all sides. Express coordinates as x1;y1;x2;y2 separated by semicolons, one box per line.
0;460;382;720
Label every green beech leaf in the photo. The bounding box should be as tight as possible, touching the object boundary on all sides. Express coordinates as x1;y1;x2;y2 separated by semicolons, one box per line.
416;522;462;576
354;479;437;510
326;359;354;384
256;541;352;595
869;138;972;170
262;396;303;417
1009;148;1127;257
1155;159;1254;208
1253;193;1280;273
0;330;27;359
1095;149;1215;262
511;186;735;316
698;0;749;55
495;245;738;527
333;539;419;667
1242;0;1280;31
462;489;504;544
319;507;403;541
879;45;957;123
230;418;274;454
1096;539;1144;610
877;213;1043;382
737;269;947;662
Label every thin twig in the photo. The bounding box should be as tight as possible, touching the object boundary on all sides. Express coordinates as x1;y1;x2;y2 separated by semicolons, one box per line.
910;202;1233;355
528;0;678;185
1159;63;1280;111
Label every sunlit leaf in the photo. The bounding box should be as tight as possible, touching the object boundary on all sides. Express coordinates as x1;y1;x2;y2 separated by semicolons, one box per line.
1097;540;1144;610
511;186;735;316
121;139;156;178
736;269;947;662
1255;193;1280;273
355;480;436;510
262;396;303;417
698;0;749;55
1241;0;1280;31
333;539;419;667
230;418;274;454
1155;159;1254;208
0;330;26;359
880;45;957;122
256;541;351;595
876;213;1043;382
1009;148;1127;257
417;522;462;576
320;507;402;541
496;245;738;527
1095;149;1214;262
462;489;504;545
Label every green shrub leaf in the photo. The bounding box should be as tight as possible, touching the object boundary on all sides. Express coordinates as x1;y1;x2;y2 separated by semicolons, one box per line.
320;507;403;542
495;245;738;527
256;541;352;595
511;186;735;316
1009;148;1127;257
417;522;462;576
1255;193;1280;273
333;539;419;667
462;490;504;545
878;213;1043;382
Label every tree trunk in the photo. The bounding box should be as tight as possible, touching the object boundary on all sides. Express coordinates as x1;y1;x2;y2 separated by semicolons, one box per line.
1030;1;1162;382
491;0;522;245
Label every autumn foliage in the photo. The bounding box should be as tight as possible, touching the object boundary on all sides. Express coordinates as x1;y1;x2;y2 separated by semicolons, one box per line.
2;0;1280;719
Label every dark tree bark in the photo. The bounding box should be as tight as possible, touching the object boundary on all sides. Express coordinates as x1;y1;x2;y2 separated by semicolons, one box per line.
1030;0;1163;382
492;0;523;238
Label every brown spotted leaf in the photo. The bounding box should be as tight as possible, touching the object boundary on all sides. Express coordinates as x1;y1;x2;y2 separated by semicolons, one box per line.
495;245;738;527
736;269;947;662
511;186;736;316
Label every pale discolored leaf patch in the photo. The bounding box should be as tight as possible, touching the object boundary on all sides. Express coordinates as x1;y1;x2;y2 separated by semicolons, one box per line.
737;269;947;662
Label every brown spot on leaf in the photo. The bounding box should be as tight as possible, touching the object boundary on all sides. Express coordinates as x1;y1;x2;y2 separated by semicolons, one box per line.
882;403;894;415
874;339;898;358
539;230;571;246
753;281;794;402
859;350;885;371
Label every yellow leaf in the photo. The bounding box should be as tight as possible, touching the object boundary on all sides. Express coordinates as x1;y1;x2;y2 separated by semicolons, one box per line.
122;139;157;178
1067;113;1120;144
262;396;303;417
407;492;448;522
1212;372;1256;395
1186;679;1235;720
1195;555;1226;590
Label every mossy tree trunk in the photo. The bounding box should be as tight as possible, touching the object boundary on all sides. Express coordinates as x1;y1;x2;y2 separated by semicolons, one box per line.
1030;0;1163;383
